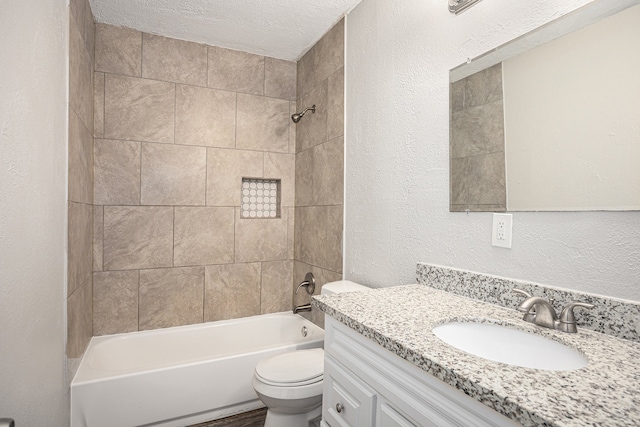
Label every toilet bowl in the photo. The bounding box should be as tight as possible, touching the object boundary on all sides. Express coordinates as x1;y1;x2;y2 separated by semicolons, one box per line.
252;280;369;427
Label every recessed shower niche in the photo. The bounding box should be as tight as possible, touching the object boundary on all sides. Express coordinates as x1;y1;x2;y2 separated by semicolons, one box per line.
241;178;281;218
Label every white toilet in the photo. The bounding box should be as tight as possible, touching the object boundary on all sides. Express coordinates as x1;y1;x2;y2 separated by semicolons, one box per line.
252;280;368;427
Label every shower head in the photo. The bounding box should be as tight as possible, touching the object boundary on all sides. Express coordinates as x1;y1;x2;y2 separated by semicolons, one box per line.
291;105;316;123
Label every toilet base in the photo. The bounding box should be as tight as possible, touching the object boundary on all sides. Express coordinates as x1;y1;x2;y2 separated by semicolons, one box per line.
263;405;322;427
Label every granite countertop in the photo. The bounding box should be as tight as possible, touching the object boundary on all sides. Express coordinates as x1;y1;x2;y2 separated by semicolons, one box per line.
312;284;640;427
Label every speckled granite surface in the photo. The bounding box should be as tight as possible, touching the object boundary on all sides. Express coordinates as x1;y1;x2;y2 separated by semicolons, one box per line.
313;285;640;427
417;263;640;342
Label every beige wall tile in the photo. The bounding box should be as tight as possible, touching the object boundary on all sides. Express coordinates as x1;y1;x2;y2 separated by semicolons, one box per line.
69;109;93;205
327;67;344;140
68;202;93;296
264;57;296;100
463;63;503;109
450;157;469;205
142;33;207;86
104;74;175;144
204;263;261;321
103;206;173;270
236;94;290;153
326;205;343;274
286;206;295;260
70;13;93;131
141;143;207;205
466;152;506;206
93;270;139;335
294;147;313;207
208;46;264;95
261;260;293;314
289;101;297;154
139;267;204;330
206;148;263;206
175;85;236;148
67;279;92;358
450;100;504;158
93;206;103;272
295;206;326;267
297;19;344;97
296;81;327;152
236;208;289;262
94;72;104;138
264;152;295;207
450;79;465;113
82;0;95;60
174;207;235;266
95;23;142;76
315;136;344;206
297;46;315;99
94;139;141;205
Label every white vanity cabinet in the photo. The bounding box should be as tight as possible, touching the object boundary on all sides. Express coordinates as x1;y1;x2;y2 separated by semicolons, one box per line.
321;317;521;427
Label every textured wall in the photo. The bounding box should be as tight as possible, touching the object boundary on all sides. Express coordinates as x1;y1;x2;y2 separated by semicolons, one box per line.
0;0;68;424
92;25;298;334
294;19;345;326
345;0;640;301
67;0;95;360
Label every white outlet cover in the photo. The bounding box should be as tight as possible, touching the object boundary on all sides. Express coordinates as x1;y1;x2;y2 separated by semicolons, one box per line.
492;213;513;248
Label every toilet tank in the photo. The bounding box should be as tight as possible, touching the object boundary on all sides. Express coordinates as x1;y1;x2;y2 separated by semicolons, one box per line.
321;280;369;295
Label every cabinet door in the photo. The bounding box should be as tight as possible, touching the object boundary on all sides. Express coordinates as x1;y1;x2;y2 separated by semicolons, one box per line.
323;356;376;427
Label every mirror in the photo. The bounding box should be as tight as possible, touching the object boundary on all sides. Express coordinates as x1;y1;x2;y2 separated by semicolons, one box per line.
449;0;640;212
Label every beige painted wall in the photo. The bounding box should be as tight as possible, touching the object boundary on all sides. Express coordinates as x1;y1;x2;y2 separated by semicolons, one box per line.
92;24;298;334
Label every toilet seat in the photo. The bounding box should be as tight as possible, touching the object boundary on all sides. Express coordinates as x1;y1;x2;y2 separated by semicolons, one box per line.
255;348;324;387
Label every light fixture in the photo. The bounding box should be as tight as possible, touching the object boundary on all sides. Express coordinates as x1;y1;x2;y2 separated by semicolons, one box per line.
449;0;483;14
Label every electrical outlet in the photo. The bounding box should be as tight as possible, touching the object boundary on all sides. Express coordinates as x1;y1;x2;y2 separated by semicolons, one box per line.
492;213;513;248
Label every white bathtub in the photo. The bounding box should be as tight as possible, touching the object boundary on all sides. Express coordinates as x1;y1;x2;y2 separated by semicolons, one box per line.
70;312;324;427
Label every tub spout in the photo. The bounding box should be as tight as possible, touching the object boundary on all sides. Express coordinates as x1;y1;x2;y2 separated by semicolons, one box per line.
293;304;312;314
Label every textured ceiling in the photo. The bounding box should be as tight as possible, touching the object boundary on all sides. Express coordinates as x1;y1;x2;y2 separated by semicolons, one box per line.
89;0;362;61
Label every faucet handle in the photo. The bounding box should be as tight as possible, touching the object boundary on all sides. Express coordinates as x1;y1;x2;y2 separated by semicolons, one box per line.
512;288;536;322
512;288;532;298
557;301;595;333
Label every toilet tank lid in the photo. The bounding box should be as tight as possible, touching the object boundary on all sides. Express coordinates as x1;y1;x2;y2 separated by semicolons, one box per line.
321;280;369;295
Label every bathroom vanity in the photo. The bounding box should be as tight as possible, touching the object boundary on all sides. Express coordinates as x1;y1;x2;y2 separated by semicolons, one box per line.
313;283;640;427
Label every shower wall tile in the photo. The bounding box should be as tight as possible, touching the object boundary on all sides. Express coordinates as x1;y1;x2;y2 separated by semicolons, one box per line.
264;152;295;207
67;279;93;358
103;206;173;270
142;33;208;86
94;72;104;138
295;147;313;207
94;139;141;205
175;84;236;148
464;63;502;109
296;81;328;152
69;109;93;205
450;100;504;158
236;93;290;153
295;206;326;268
174;207;235;266
315;136;344;206
95;24;142;77
69;13;94;131
265;58;297;100
139;267;205;330
327;67;344;140
93;206;103;272
208;46;264;95
206;148;264;206
450;79;465;113
235;208;289;262
205;263;261;321
326;205;344;273
289;101;297;154
68;202;93;296
297;18;344;97
286;207;295;260
450;157;469;206
141;143;207;206
261;260;293;314
82;2;95;60
104;74;175;144
466;152;506;205
93;270;139;335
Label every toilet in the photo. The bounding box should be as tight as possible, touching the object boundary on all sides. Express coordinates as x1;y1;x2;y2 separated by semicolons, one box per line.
252;280;368;427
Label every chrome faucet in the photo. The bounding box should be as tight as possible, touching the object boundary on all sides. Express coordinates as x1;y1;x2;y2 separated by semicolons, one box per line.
293;304;312;314
293;272;316;314
512;288;595;333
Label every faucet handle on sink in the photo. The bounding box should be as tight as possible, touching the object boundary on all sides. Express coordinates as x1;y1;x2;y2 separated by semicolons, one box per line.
512;288;536;322
557;302;595;333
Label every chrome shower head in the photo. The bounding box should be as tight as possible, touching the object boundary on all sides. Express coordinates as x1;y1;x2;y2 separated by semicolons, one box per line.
291;105;316;123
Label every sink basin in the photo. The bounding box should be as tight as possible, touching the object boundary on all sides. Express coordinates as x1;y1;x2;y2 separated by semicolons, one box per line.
432;321;587;371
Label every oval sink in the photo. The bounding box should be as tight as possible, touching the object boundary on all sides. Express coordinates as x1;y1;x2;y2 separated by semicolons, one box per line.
432;321;587;371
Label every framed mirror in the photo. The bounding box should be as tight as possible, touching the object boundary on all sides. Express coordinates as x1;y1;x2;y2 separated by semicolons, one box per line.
449;0;640;212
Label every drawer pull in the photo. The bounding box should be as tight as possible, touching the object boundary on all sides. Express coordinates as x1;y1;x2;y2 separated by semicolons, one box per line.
336;403;344;413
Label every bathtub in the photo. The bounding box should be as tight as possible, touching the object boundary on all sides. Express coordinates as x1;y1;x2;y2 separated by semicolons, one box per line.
70;312;324;427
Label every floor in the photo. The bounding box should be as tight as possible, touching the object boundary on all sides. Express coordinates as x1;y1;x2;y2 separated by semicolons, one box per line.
188;408;267;427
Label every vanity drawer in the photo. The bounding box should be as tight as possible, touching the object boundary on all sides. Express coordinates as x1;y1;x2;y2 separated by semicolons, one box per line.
323;355;376;427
